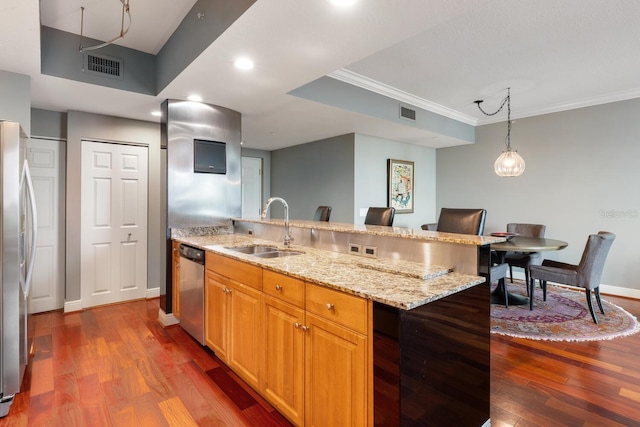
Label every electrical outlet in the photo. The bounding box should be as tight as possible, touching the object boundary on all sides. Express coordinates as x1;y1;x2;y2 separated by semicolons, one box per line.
363;246;377;258
349;243;362;255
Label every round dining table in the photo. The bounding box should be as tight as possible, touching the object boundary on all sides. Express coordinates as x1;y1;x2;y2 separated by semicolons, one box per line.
490;236;568;306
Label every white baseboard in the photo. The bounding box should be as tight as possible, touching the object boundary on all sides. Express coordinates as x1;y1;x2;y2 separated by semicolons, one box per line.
158;308;180;327
510;271;640;299
64;299;83;313
147;287;160;298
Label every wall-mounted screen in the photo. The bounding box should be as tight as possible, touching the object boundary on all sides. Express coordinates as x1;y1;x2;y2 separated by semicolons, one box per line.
194;139;226;174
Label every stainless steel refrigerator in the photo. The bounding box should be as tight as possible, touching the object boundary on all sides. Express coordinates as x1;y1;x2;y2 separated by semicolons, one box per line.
0;121;37;417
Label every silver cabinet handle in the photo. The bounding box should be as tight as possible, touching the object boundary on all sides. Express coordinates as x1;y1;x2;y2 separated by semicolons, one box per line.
302;326;310;332
294;322;301;329
326;303;334;310
275;285;283;291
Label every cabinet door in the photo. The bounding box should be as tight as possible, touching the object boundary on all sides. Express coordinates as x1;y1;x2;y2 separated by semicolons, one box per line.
263;296;305;426
305;313;368;427
228;281;263;390
172;241;181;319
205;271;230;361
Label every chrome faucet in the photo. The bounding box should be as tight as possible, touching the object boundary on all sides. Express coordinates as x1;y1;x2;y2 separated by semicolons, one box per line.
261;197;293;247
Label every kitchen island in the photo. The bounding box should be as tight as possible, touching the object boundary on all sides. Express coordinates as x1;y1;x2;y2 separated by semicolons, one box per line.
172;220;501;426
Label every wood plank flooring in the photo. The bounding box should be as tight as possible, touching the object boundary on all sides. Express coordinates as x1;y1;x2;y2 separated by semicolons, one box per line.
2;293;640;426
1;299;292;427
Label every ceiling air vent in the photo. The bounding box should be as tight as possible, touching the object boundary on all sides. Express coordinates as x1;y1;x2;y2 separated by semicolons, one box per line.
399;105;416;121
83;53;124;80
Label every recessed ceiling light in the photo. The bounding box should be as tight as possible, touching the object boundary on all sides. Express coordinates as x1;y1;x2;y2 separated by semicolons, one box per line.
151;111;162;117
188;95;203;102
329;0;357;6
234;57;254;70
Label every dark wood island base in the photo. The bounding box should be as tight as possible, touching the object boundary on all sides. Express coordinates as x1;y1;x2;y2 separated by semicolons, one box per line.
374;283;490;426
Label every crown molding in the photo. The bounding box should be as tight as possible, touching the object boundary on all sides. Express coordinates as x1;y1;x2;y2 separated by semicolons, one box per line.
328;68;479;126
329;68;640;127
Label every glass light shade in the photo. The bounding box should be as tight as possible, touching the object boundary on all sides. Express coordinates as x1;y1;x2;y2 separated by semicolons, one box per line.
494;149;525;177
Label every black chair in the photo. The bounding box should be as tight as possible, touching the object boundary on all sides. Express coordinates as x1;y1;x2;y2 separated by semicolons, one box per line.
424;208;487;235
313;206;331;221
422;208;508;303
529;232;615;322
504;223;546;287
364;207;395;226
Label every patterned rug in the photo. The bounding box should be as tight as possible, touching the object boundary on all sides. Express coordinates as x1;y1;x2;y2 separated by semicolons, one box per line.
491;281;640;341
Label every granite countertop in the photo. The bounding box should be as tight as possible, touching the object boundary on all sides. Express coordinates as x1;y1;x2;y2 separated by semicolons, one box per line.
234;218;505;246
174;234;486;310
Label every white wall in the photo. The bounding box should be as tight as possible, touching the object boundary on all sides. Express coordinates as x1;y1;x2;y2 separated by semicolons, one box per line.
354;134;437;229
437;98;640;292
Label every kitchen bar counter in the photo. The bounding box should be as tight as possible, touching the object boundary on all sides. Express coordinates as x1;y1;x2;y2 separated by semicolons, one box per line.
173;233;485;310
237;218;504;246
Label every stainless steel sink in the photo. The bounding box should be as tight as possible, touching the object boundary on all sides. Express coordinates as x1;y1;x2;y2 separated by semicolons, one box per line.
225;245;278;254
252;250;304;258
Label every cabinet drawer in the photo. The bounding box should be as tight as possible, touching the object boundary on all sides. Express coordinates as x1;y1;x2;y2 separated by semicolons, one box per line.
263;270;305;308
206;252;262;290
305;283;368;334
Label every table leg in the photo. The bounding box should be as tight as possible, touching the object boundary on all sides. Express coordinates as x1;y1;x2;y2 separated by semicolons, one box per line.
490;251;528;306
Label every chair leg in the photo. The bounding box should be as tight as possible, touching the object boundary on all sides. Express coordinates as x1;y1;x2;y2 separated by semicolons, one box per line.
586;289;598;324
542;280;547;301
594;287;605;315
509;266;513;283
524;268;530;296
529;278;534;311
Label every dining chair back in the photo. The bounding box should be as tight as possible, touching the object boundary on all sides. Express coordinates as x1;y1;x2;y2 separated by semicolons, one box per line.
529;231;615;323
434;208;487;235
313;206;331;221
364;207;395;226
505;223;546;286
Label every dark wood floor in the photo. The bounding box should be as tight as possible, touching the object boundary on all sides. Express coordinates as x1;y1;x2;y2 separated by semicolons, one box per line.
2;293;640;426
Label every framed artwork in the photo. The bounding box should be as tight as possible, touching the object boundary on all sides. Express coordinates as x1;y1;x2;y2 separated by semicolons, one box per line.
388;159;414;213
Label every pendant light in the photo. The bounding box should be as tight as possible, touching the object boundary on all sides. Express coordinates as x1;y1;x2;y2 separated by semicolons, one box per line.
475;88;525;177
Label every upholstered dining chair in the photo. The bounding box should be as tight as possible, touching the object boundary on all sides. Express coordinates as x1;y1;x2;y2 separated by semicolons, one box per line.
504;223;546;287
422;208;508;303
364;207;395;226
313;206;331;221
424;208;487;235
528;231;615;323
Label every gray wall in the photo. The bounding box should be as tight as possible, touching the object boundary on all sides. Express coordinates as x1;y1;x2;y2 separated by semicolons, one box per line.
271;134;355;222
0;70;31;135
270;132;438;228
31;108;66;138
354;134;437;229
436;98;640;292
66;111;161;301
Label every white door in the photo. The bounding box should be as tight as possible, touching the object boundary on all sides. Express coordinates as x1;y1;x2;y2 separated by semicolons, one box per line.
81;141;148;308
27;138;65;313
242;157;262;218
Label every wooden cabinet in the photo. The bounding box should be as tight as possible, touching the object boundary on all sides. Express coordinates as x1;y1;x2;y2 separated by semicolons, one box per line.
205;252;263;390
228;280;263;389
205;252;371;427
205;270;229;360
172;241;180;319
304;283;370;427
262;270;306;426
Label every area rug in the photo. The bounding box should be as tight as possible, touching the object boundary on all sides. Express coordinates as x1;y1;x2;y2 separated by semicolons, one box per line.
491;282;640;341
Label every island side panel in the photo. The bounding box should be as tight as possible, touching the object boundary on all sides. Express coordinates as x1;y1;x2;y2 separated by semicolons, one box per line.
398;283;490;426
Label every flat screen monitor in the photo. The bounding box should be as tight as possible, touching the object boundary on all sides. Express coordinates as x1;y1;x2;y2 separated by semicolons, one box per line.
194;139;226;174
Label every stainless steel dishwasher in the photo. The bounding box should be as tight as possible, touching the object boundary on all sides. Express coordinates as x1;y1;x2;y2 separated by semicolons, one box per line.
178;244;205;344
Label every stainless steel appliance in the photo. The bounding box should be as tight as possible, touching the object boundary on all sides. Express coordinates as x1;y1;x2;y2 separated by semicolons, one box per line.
0;121;37;417
178;244;205;344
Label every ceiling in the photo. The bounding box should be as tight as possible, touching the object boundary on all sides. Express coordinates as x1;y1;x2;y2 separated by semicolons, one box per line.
2;0;640;150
